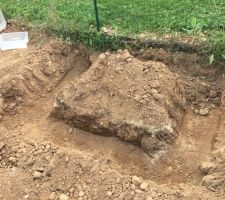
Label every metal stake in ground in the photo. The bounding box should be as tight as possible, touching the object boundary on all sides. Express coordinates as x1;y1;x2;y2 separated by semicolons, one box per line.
93;0;100;32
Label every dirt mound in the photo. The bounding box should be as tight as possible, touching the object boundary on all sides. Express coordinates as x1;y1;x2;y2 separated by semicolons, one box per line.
0;39;90;115
51;50;186;155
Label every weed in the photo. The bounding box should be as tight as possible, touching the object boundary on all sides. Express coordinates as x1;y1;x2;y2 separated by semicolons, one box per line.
205;31;225;65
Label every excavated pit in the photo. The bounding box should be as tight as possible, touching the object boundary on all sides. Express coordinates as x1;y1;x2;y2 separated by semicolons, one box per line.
1;35;225;199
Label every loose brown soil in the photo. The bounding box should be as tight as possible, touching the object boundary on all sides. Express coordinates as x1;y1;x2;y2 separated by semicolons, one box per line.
0;32;225;200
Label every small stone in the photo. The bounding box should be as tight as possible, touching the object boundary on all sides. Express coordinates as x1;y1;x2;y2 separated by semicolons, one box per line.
117;49;123;54
79;191;84;197
105;51;110;56
49;192;56;200
59;194;69;200
79;160;88;169
36;167;45;172
66;156;69;162
140;182;148;190
99;54;107;65
135;189;142;194
122;51;131;60
146;196;153;200
107;191;113;197
153;94;164;101
69;188;75;193
8;157;17;163
99;54;106;60
9;102;17;109
150;191;158;198
17;96;23;103
116;178;120;184
33;171;42;179
47;87;52;92
199;108;209;116
164;166;173;176
150;89;158;95
132;176;143;186
0;97;4;110
15;153;21;158
24;194;29;199
68;128;73;134
194;109;199;114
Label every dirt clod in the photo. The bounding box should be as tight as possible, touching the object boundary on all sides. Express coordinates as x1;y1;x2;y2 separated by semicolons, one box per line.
146;196;153;200
199;108;210;116
49;192;56;200
107;191;113;197
59;194;69;200
132;176;143;186
140;182;148;190
33;171;42;179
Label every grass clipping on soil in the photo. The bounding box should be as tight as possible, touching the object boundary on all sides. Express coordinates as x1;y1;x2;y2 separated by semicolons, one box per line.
51;50;186;155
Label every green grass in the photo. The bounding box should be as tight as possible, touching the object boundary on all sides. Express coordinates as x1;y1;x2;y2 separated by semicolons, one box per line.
0;0;225;62
1;0;224;33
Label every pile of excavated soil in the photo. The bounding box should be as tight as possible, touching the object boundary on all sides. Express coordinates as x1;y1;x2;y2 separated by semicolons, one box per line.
51;50;186;155
0;39;90;115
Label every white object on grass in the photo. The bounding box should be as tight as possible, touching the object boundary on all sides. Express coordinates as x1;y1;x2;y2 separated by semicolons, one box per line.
0;32;29;50
0;9;6;32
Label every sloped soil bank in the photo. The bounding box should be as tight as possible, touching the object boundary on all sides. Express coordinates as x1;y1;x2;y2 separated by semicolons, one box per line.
0;33;225;199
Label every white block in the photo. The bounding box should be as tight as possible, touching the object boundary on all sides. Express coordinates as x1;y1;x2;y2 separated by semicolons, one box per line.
0;32;29;50
0;9;6;32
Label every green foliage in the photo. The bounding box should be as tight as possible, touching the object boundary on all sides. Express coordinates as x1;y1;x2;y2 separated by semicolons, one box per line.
0;0;225;62
1;0;224;33
205;31;225;64
54;29;124;51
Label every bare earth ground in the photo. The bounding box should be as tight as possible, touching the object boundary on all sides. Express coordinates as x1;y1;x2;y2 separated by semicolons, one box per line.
0;32;225;200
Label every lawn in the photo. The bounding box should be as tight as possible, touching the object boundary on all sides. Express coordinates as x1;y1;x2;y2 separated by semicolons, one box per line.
1;0;224;33
0;0;225;61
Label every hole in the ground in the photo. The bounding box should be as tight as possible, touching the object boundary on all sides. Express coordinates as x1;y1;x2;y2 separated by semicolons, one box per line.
1;38;224;189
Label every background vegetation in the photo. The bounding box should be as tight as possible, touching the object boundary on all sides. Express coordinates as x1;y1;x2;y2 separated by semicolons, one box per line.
0;0;224;62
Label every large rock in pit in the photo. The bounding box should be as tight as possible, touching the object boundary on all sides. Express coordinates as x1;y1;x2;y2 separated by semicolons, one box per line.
51;50;186;155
